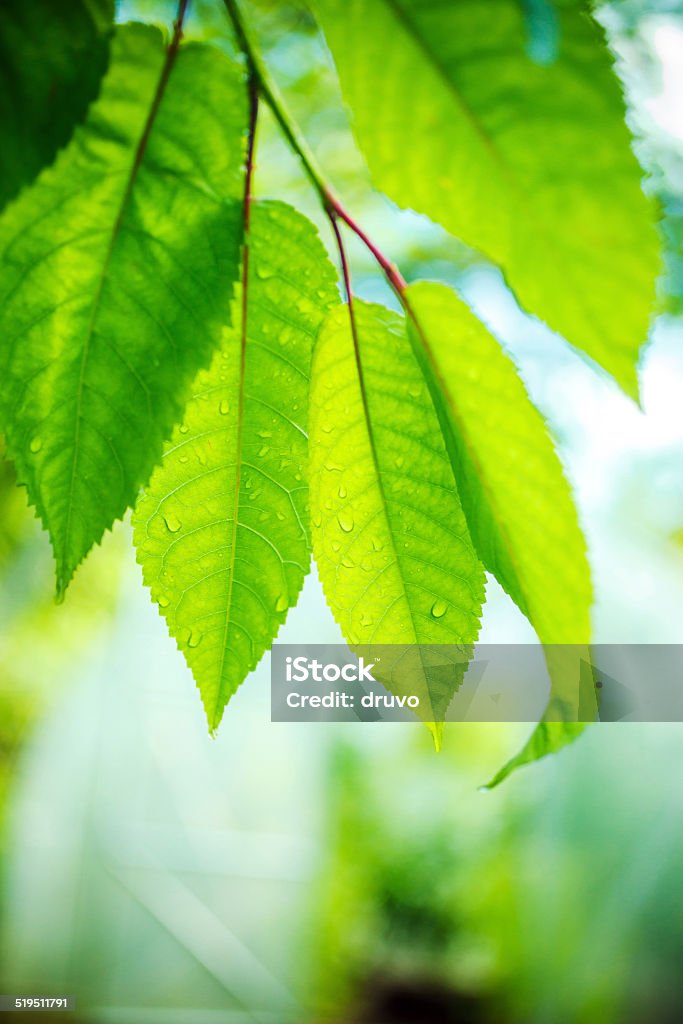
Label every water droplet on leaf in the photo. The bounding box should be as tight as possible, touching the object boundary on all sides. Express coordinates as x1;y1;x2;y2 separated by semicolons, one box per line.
187;628;203;648
163;513;182;533
337;512;354;533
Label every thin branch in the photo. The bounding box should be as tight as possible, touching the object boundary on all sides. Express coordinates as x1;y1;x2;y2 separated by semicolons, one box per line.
218;0;457;519
221;0;329;199
220;0;407;297
327;198;407;293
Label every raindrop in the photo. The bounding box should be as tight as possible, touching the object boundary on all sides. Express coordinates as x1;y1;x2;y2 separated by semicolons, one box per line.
163;513;182;533
219;400;230;415
275;594;288;612
158;594;170;608
337;512;354;533
430;599;448;619
29;437;42;454
179;424;189;435
187;628;203;648
338;484;347;499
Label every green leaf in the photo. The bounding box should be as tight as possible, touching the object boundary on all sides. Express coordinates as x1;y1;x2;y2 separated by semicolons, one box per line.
406;281;591;646
0;0;114;210
313;0;659;394
406;282;595;778
0;25;247;596
309;300;485;738
484;721;588;789
133;201;339;731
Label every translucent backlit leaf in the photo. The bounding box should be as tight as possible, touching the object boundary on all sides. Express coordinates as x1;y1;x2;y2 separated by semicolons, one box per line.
309;300;485;739
406;281;591;645
314;0;660;394
406;281;595;776
134;201;339;730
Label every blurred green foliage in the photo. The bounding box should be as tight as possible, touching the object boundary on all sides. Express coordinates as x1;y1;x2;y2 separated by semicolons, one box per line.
0;443;125;849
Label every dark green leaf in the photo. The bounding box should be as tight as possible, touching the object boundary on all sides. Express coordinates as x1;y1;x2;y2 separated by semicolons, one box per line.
0;25;247;595
0;0;114;209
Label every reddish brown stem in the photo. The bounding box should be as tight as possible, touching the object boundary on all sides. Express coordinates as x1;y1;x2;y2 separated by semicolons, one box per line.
325;191;407;294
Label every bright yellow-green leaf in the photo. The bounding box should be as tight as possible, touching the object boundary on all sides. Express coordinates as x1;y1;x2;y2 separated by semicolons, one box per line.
485;722;588;789
0;25;247;596
133;201;339;731
314;0;660;394
406;281;594;777
309;300;485;736
406;281;591;646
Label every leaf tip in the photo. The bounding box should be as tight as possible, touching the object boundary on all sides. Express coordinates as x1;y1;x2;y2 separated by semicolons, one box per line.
429;721;444;753
55;567;71;604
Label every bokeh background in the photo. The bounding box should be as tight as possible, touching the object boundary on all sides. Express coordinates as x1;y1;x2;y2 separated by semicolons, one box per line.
1;1;683;1021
